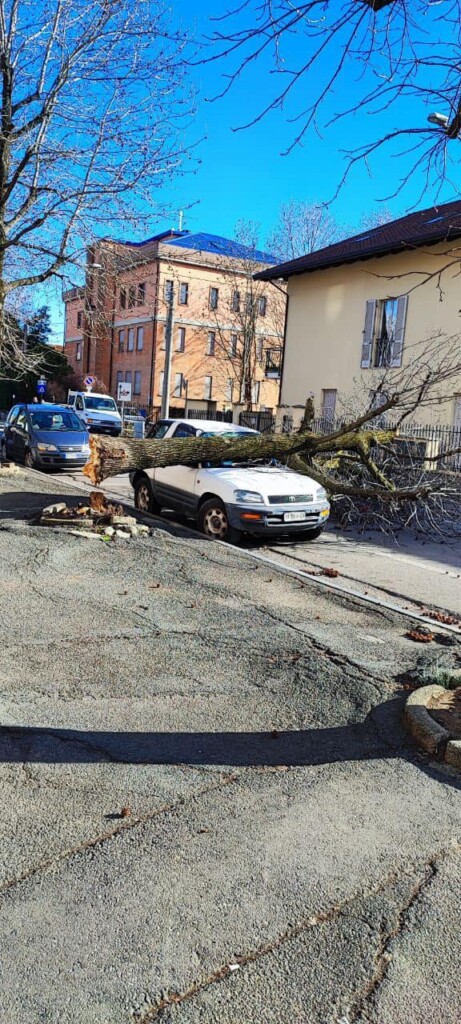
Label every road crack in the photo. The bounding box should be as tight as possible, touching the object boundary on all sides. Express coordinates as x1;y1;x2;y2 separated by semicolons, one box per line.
0;773;240;900
344;860;439;1023
133;844;459;1023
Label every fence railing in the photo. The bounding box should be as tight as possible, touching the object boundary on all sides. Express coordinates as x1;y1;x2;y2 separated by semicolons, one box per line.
309;416;461;470
239;411;276;433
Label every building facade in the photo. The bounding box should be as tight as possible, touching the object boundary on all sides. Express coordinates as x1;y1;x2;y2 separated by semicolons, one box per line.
256;200;461;430
63;231;285;417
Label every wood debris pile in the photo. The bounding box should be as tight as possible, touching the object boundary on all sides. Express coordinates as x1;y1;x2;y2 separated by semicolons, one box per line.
38;490;150;541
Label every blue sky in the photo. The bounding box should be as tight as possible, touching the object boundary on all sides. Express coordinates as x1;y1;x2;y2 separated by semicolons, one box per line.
48;0;459;342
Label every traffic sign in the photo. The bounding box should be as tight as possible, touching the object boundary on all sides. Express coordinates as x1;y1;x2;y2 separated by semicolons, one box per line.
117;381;132;401
37;378;47;395
83;375;95;388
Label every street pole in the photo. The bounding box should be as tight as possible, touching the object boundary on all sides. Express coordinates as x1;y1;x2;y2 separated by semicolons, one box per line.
161;283;175;418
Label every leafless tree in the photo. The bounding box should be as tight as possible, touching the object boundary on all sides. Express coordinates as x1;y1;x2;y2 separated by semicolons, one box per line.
207;220;286;409
266;200;340;262
202;0;461;200
0;0;192;373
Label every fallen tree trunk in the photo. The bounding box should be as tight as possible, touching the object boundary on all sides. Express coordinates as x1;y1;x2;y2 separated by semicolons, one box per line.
83;431;327;484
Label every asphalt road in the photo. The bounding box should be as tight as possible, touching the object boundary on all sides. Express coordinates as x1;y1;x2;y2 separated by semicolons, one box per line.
68;468;461;618
1;465;461;1023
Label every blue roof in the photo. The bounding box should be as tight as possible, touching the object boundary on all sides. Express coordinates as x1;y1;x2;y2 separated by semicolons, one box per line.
163;231;276;265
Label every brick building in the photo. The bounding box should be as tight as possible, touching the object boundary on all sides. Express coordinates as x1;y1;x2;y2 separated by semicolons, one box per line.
63;230;285;417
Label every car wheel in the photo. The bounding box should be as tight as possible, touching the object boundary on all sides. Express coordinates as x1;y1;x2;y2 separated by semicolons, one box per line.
24;449;37;470
297;526;324;542
134;475;159;514
198;498;241;544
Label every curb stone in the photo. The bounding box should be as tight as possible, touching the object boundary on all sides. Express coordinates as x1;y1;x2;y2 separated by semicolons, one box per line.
404;685;450;756
445;740;461;769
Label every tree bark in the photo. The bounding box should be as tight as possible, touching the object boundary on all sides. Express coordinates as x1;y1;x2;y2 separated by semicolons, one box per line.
84;427;394;485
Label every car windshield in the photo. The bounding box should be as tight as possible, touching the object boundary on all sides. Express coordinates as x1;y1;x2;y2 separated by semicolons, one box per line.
198;430;256;439
29;410;84;432
84;396;117;411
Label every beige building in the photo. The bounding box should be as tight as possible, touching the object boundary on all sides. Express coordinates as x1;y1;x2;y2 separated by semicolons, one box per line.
63;230;285;418
256;200;461;430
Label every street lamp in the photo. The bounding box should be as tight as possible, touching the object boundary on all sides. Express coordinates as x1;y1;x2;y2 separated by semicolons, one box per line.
428;112;449;128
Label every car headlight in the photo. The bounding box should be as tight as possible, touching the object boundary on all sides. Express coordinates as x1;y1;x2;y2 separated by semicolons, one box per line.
81;444;90;454
233;489;264;504
36;443;58;452
87;417;95;423
316;487;327;500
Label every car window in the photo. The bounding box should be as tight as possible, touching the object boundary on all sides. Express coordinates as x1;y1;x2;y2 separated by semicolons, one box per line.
29;409;84;431
146;420;171;439
6;405;20;424
16;411;28;431
84;396;117;411
75;396;84;411
172;423;197;438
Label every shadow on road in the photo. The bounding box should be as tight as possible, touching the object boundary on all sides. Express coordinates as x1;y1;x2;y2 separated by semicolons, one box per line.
1;699;457;786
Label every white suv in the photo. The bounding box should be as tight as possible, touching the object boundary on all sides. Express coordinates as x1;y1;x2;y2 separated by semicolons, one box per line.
131;418;330;544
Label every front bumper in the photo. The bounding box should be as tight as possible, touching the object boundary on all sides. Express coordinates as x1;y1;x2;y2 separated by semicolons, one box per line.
33;451;89;470
227;501;330;535
88;426;121;436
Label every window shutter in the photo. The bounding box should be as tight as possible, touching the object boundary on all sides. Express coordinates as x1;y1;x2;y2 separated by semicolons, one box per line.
361;300;376;368
390;295;408;367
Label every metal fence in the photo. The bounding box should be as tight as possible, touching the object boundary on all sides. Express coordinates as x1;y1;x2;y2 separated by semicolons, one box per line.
309;416;461;471
239;411;276;433
186;409;234;423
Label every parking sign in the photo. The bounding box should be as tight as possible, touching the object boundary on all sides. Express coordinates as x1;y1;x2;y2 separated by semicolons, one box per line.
117;381;132;401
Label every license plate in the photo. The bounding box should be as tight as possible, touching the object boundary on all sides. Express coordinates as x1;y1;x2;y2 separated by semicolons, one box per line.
284;511;306;522
63;452;79;459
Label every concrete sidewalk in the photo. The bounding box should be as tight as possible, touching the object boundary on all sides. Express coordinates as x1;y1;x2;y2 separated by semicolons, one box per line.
1;468;461;1024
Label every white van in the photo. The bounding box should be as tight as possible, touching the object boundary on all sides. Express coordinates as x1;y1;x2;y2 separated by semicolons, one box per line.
68;391;122;436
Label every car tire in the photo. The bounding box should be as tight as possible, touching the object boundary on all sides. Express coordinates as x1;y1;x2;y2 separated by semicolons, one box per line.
134;475;160;515
297;526;324;542
24;449;37;470
198;498;241;544
0;440;6;461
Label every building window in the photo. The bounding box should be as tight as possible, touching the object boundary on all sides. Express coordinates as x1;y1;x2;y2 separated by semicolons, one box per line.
77;311;83;328
204;375;212;400
127;328;135;352
229;334;238;357
120;287;126;309
258;295;267;316
125;371;132;385
207;331;216;356
265;347;282;378
179;282;189;305
246;293;253;313
256;337;264;361
226;378;233;402
134;371;142;395
164;279;173;302
252;381;260;404
118;329;125;352
76;342;82;361
231;290;240;312
177;327;186;352
209;287;219;310
361;295;408;369
158;370;164;396
116;370;123;386
136;326;144;351
128;285;136;309
137;283;146;306
321;389;337;423
174;372;183;397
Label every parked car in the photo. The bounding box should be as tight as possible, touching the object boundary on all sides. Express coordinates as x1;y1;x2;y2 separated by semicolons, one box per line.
1;403;90;470
131;418;330;543
67;390;122;436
